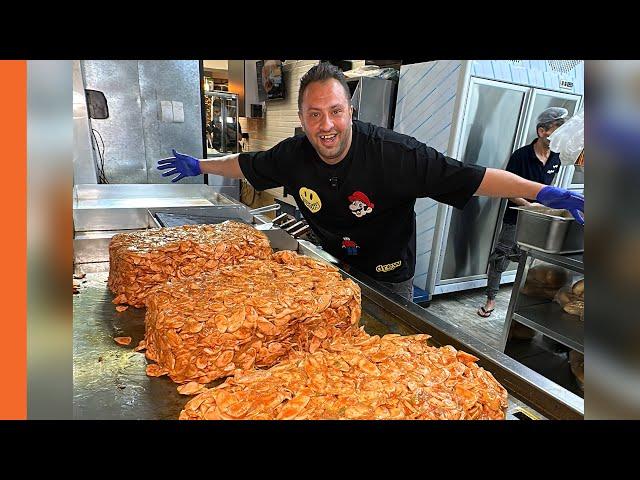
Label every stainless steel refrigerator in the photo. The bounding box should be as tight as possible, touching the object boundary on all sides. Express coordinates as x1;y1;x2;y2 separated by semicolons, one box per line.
204;90;241;199
346;75;397;129
393;60;584;299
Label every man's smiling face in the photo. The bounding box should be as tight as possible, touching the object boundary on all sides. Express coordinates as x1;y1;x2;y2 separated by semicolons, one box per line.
299;79;353;165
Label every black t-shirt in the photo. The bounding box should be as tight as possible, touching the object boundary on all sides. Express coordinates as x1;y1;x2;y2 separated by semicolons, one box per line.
238;120;486;283
503;139;562;225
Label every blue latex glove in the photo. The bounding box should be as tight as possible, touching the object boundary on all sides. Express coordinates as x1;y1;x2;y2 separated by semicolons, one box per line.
536;186;584;225
157;149;202;182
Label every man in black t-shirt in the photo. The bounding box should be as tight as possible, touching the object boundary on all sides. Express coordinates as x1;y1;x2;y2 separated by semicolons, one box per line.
158;63;584;302
477;107;568;318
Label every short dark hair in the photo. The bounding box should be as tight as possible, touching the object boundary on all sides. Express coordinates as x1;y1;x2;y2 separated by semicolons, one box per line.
298;61;351;111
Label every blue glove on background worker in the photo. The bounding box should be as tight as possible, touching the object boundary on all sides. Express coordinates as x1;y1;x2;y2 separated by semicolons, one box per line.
536;186;585;225
157;149;201;182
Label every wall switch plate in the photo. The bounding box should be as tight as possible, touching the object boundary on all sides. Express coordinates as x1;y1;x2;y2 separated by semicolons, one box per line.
172;101;184;122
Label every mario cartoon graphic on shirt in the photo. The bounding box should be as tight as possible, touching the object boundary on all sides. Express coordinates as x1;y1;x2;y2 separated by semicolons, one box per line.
348;191;374;218
341;237;359;256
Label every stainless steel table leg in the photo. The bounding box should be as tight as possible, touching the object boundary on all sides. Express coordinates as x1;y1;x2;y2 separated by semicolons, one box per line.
500;250;531;351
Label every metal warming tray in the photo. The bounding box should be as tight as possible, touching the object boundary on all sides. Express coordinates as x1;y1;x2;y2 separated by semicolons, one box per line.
511;206;584;254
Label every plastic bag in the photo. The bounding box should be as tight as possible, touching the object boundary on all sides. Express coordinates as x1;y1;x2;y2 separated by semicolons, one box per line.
521;282;558;300
549;107;584;166
571;278;584;297
555;284;584;318
526;264;571;289
563;300;584;318
554;285;580;307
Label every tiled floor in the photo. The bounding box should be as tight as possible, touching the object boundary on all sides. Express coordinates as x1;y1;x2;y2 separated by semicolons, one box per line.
426;284;513;350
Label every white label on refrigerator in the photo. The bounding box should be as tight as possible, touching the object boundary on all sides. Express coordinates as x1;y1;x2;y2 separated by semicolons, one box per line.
559;79;574;91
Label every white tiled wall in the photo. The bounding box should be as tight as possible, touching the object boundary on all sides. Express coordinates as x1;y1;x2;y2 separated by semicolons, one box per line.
244;60;317;152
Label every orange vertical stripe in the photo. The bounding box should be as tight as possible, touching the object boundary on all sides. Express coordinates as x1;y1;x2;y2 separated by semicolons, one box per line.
0;60;26;419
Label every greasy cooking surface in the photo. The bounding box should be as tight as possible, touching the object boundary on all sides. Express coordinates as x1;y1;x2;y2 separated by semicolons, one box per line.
108;221;272;308
74;271;530;419
141;251;362;384
179;328;508;420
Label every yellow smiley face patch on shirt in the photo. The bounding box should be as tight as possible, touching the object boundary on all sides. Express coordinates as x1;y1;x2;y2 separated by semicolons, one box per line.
299;187;322;213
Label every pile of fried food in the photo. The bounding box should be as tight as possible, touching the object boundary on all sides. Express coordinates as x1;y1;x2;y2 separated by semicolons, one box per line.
109;220;508;420
139;250;361;384
179;328;508;420
108;222;272;308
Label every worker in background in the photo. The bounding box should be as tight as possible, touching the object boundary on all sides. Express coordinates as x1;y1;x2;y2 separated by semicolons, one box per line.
157;63;584;302
477;107;573;318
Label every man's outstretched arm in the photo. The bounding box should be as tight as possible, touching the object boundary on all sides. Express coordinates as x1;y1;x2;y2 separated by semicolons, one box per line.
476;168;584;224
157;149;244;182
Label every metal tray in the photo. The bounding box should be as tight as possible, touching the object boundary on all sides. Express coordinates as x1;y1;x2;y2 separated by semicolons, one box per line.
73;184;237;232
511;206;584;254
